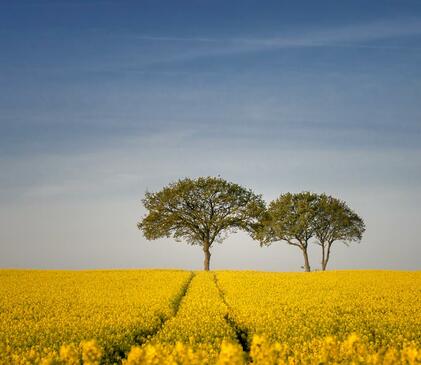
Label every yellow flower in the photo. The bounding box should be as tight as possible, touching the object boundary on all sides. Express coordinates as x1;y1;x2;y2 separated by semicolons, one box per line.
81;340;102;365
216;340;244;365
59;343;79;365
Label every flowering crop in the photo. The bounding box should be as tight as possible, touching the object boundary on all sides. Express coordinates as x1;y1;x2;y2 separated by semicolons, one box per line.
0;270;420;364
216;270;421;349
0;269;192;364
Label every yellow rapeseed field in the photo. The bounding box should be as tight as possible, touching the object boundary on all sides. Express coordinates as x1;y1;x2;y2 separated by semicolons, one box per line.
0;269;192;364
0;270;420;364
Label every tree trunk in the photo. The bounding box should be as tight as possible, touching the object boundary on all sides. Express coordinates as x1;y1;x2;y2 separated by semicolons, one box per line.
321;244;326;271
203;246;211;271
322;243;332;271
302;248;311;272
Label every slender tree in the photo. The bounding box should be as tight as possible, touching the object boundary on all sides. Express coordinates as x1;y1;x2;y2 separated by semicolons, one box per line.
256;192;319;272
314;194;365;270
137;176;265;270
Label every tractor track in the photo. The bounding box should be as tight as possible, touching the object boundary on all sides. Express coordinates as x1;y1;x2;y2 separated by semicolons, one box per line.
213;272;250;355
136;271;195;344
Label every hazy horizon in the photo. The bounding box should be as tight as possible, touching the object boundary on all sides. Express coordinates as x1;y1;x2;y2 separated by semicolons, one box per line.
1;1;420;271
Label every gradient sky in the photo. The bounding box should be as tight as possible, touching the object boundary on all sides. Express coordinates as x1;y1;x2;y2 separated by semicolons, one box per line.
1;0;420;271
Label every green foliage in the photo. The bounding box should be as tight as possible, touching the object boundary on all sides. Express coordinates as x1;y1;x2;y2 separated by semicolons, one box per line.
138;178;365;271
137;176;266;249
255;192;319;248
255;192;365;271
314;194;365;270
314;194;365;246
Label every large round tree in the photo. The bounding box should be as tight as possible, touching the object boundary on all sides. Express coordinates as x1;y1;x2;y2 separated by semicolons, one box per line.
255;192;319;272
137;176;265;270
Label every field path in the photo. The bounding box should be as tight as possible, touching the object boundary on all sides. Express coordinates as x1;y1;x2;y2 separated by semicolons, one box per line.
146;271;239;356
169;271;196;317
213;272;250;354
137;271;196;344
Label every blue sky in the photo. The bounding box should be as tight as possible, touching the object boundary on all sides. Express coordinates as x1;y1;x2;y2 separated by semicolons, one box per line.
1;1;420;270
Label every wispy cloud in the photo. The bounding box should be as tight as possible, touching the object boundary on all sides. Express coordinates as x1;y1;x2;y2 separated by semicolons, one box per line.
128;18;421;62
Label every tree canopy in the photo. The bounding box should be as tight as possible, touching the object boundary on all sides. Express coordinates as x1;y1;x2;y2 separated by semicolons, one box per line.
137;176;265;270
255;192;319;272
255;192;365;271
314;194;365;270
